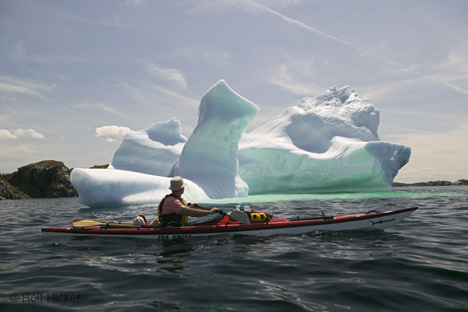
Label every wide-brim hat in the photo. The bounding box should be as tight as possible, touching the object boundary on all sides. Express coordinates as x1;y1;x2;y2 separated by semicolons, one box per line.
169;176;186;191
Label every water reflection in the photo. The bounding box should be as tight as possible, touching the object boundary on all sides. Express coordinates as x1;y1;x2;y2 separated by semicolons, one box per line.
155;242;199;275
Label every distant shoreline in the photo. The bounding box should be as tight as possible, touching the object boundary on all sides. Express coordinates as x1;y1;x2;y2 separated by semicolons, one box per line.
393;179;468;187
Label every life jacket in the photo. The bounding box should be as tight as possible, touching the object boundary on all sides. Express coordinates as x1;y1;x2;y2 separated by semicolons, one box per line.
158;194;189;227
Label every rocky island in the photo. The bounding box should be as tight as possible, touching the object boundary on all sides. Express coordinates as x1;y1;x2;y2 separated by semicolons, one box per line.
0;160;78;200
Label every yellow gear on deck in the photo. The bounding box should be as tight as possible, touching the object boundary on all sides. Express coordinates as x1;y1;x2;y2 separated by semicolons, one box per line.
250;212;268;222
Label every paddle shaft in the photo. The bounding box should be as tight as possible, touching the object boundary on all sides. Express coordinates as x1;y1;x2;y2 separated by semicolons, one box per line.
191;204;251;224
195;205;223;214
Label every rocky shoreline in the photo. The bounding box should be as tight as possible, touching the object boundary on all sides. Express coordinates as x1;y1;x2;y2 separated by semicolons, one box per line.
0;160;108;200
392;179;468;187
0;160;467;200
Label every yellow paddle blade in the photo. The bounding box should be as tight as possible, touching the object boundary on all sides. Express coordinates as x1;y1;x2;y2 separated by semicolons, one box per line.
72;219;106;227
72;219;137;228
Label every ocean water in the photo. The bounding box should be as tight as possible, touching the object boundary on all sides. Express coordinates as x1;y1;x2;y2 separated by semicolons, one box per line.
1;186;467;312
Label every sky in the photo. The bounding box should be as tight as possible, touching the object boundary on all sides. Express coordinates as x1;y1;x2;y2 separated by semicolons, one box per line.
1;0;467;183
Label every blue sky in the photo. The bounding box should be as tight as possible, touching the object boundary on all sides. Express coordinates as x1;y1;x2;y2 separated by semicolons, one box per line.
1;0;467;183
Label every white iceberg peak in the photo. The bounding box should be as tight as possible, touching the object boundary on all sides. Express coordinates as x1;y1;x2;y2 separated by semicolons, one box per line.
146;117;187;146
171;79;260;198
238;86;406;194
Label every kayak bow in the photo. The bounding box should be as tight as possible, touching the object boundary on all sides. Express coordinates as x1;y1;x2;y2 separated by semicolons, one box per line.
41;207;418;239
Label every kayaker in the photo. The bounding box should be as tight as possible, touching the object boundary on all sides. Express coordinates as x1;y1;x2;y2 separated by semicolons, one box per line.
152;176;219;227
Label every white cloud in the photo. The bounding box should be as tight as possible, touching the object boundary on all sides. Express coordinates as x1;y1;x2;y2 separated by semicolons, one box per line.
0;128;45;140
0;75;55;99
151;84;198;104
0;129;17;140
358;75;432;101
438;47;468;75
126;0;146;7
382;45;468;98
117;82;199;112
74;101;128;118
147;63;188;89
171;46;230;66
12;42;87;66
443;82;468;97
269;61;324;96
118;83;151;105
253;0;303;8
240;0;392;63
95;125;132;142
14;129;45;139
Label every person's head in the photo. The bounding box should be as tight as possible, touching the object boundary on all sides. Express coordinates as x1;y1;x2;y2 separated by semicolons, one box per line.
169;176;186;195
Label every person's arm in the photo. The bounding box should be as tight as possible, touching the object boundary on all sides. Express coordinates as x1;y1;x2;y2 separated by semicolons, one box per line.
178;206;219;217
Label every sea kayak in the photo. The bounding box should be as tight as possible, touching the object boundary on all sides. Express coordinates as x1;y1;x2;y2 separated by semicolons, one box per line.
41;207;417;240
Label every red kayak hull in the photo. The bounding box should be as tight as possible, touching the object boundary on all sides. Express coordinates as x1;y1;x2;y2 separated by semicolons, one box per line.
41;207;418;239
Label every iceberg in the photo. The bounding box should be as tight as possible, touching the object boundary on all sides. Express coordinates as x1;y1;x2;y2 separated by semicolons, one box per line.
71;81;410;207
71;168;208;207
170;80;259;198
238;86;410;193
109;118;186;176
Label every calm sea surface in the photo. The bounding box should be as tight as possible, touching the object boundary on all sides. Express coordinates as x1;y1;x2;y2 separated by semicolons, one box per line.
1;186;467;311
